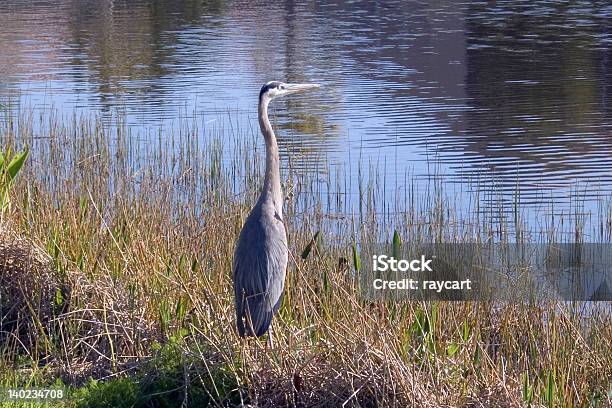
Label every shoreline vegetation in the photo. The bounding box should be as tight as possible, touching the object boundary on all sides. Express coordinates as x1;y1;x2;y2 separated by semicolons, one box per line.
0;110;611;407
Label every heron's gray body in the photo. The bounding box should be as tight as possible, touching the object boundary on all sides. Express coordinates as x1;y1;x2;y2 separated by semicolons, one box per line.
233;197;288;337
233;80;318;338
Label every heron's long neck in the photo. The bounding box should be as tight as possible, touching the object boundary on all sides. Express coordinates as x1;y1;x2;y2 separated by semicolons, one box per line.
258;98;282;217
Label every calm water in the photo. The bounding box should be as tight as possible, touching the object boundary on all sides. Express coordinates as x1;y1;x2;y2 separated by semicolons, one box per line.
1;0;611;223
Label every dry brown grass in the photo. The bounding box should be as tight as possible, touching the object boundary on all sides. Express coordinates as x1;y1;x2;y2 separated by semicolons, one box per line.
1;223;57;353
0;111;610;407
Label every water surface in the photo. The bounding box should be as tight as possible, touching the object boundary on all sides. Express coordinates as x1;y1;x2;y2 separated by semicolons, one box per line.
1;0;611;227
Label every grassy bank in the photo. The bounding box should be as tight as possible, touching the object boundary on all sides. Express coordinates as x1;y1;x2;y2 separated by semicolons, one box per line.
0;110;611;407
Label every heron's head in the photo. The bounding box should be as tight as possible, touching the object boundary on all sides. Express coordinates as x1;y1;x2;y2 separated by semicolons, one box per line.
259;81;320;103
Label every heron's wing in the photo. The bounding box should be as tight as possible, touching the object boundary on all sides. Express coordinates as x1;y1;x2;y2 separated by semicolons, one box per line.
233;209;288;337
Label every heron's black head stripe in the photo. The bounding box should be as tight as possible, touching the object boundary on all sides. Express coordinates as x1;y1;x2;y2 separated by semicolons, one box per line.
259;81;282;99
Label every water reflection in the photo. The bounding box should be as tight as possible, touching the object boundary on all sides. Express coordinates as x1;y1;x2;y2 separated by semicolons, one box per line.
460;1;612;202
0;0;611;217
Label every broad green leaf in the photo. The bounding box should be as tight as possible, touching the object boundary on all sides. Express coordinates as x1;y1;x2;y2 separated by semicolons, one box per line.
322;268;330;294
301;231;321;259
352;242;361;272
473;344;481;366
522;372;533;403
462;318;470;342
546;370;555;407
446;343;460;357
175;296;187;321
7;148;28;180
392;230;401;259
55;287;64;306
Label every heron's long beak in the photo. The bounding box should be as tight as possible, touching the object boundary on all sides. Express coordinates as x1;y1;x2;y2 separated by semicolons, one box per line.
284;83;320;95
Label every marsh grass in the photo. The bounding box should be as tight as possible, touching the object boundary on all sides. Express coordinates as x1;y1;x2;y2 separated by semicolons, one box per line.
0;109;610;407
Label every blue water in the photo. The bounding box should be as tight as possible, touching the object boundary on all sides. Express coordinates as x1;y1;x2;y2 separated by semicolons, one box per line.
1;0;611;231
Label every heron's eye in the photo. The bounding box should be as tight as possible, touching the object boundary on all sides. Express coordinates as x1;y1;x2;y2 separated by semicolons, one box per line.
279;85;285;90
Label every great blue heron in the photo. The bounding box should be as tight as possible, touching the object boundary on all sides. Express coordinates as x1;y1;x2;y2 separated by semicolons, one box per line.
233;81;319;341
